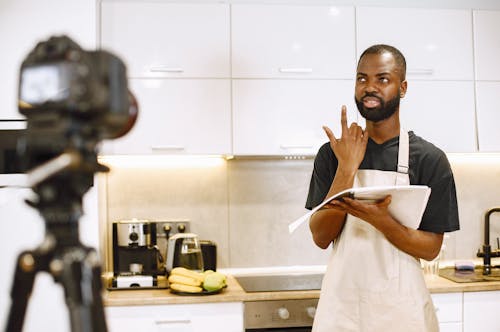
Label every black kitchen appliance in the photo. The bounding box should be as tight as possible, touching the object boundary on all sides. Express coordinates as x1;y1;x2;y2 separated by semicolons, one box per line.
111;220;165;288
200;240;217;271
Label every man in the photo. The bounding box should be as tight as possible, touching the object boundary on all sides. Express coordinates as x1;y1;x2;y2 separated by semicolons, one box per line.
305;44;459;331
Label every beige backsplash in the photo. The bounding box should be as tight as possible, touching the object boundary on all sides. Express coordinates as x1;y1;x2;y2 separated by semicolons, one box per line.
99;155;500;270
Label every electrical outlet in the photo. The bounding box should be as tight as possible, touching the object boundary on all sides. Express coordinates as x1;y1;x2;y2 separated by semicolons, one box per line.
154;220;190;239
153;220;190;265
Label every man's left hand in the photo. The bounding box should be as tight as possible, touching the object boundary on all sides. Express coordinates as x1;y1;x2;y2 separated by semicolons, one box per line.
326;195;393;227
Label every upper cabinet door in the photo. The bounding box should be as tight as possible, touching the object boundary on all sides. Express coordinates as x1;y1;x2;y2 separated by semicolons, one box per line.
105;79;231;155
100;2;230;78
400;81;476;153
231;5;356;79
357;7;473;81
232;80;358;156
0;0;96;121
473;10;500;81
475;82;500;152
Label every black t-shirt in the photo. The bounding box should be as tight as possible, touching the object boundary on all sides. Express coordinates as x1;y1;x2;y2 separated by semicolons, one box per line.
305;131;460;233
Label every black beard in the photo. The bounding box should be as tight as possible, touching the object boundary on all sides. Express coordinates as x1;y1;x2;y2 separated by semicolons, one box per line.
355;93;400;122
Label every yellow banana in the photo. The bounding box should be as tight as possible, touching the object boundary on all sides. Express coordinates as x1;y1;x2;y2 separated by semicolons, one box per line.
170;282;203;293
168;274;201;287
170;267;205;283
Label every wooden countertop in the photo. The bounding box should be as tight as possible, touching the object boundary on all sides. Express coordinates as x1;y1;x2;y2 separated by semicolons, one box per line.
102;274;500;307
103;275;247;306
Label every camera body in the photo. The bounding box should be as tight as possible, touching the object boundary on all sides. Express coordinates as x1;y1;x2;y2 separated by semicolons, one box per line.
17;35;136;172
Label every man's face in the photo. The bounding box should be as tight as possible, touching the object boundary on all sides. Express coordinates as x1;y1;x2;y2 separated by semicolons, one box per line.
355;52;407;122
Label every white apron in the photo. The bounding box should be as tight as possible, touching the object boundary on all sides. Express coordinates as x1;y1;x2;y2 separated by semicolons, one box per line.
312;130;439;332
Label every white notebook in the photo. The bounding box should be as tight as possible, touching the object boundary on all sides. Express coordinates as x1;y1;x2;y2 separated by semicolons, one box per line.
289;185;431;234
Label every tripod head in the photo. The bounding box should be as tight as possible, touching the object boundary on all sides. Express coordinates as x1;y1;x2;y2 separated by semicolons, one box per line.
16;35;137;243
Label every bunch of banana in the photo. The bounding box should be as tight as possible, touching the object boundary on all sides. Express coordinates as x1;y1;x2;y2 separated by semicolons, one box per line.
168;267;227;293
168;267;205;293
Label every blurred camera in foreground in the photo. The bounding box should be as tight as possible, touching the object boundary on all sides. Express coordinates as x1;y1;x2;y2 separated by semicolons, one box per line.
17;35;137;172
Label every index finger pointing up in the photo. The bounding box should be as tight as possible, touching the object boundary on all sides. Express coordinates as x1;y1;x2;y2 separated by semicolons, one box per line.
340;105;348;137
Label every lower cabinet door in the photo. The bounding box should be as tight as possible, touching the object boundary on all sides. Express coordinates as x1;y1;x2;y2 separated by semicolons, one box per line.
105;302;244;332
431;292;463;325
439;322;463;332
463;290;500;331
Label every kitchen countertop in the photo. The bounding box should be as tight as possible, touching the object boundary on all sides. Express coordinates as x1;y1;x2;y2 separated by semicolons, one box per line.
102;272;500;307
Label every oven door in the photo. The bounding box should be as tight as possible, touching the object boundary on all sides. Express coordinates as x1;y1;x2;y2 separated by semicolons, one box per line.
244;299;316;332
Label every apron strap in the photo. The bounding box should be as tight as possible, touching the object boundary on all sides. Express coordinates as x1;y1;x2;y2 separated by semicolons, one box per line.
396;128;409;186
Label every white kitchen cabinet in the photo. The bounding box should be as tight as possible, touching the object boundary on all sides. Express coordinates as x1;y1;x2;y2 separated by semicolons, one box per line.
231;4;355;79
473;10;500;81
475;82;500;152
399;81;476;152
232;79;357;156
100;2;229;78
0;0;96;121
356;7;473;81
431;292;463;332
464;290;500;331
439;323;463;332
104;79;231;155
105;302;244;332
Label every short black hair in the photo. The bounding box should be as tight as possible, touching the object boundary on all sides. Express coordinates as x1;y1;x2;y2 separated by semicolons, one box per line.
358;44;407;81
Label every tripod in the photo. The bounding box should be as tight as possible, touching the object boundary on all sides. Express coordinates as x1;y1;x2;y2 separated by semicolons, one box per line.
5;151;108;332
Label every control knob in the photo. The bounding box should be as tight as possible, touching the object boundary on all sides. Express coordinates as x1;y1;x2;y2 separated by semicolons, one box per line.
129;232;138;242
306;306;316;319
277;307;290;320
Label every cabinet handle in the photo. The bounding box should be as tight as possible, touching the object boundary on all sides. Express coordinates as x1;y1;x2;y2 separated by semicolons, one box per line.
154;319;191;325
149;66;184;73
280;144;313;149
407;68;434;76
151;145;185;151
279;67;313;74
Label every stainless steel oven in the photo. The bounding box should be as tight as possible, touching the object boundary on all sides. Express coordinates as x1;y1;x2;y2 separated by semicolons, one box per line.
244;298;317;331
234;273;323;332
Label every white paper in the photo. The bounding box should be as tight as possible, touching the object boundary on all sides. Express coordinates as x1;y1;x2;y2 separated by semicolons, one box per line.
289;185;431;233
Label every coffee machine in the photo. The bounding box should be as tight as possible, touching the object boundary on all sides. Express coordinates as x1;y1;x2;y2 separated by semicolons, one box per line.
111;219;165;289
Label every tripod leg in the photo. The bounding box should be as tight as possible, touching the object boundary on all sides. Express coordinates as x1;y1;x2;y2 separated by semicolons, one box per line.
58;248;107;332
89;251;108;332
5;251;38;332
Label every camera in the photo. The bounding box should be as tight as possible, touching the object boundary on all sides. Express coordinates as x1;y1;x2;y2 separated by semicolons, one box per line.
17;35;137;172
